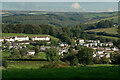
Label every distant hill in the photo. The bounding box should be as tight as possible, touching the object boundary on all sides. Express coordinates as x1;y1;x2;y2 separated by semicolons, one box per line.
2;10;118;27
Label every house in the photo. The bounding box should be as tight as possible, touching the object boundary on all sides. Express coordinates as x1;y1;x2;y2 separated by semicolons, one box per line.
83;44;89;47
96;50;104;55
26;50;35;55
78;39;85;44
59;43;68;47
14;36;29;41
107;42;113;47
32;36;50;41
0;37;3;42
104;52;110;58
59;49;68;55
105;47;111;51
111;47;119;51
17;41;31;45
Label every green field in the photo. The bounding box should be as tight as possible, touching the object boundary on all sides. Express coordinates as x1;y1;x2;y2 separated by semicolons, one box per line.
2;64;120;79
2;33;59;41
85;27;118;34
96;35;119;40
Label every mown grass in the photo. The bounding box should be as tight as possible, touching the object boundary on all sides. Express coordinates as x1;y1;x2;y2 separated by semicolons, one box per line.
7;61;50;69
2;65;120;79
96;35;119;40
85;27;118;34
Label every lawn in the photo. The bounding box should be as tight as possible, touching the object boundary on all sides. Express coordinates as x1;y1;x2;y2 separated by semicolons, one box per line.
37;52;47;60
85;27;118;34
2;64;120;79
96;35;119;40
2;33;59;41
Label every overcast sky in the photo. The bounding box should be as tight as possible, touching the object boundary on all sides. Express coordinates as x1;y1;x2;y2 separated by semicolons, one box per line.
1;0;120;2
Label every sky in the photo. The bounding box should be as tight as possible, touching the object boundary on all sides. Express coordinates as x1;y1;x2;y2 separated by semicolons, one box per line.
1;0;120;2
2;2;118;12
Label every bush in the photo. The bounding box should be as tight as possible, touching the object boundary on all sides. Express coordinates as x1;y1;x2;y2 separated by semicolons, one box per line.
93;57;100;64
41;61;69;68
2;58;8;68
101;57;109;64
70;57;79;66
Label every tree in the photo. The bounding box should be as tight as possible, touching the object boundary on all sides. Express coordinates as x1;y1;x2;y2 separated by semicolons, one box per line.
115;54;120;64
35;45;40;54
13;48;20;55
20;48;27;56
101;57;109;64
46;47;60;61
93;57;100;64
2;58;8;68
70;56;79;66
6;42;10;50
77;47;94;65
75;45;82;50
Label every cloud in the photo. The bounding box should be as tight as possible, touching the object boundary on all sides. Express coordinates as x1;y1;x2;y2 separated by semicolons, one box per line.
71;2;81;9
107;9;114;12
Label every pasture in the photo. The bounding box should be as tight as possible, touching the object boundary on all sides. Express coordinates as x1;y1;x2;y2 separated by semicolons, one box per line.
85;27;118;34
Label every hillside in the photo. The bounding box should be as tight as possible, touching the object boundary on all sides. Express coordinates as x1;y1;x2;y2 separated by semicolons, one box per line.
2;10;118;27
85;27;118;34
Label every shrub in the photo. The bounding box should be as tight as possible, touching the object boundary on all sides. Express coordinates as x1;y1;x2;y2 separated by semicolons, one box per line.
93;57;100;64
2;58;8;68
70;57;79;66
41;61;69;68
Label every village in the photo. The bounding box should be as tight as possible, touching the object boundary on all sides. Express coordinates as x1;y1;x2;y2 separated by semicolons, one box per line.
0;35;119;60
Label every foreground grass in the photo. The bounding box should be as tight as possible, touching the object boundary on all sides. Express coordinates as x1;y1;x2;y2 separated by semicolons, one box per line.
2;65;120;79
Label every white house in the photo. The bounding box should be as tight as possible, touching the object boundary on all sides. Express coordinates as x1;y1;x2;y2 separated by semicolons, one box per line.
14;36;29;41
96;50;104;55
59;49;68;55
107;42;113;47
26;50;35;55
83;44;89;47
59;43;68;47
0;38;3;42
32;36;50;41
78;39;85;44
112;47;119;51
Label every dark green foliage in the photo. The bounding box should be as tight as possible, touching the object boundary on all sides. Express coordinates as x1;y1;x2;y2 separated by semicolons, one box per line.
101;57;109;64
2;58;8;68
35;45;40;54
46;48;60;61
96;20;114;28
75;45;82;50
77;48;94;65
6;42;10;50
13;48;20;55
20;48;27;56
115;54;120;64
2;13;86;27
70;56;79;66
93;57;100;64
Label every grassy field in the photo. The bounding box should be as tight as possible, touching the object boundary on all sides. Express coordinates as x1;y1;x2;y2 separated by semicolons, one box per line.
6;61;50;69
96;35;119;40
2;64;120;79
85;27;118;34
2;33;59;41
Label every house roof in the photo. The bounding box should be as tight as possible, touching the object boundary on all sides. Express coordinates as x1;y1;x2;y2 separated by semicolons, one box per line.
27;50;35;52
32;36;50;38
